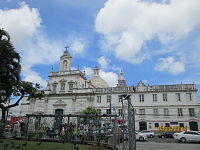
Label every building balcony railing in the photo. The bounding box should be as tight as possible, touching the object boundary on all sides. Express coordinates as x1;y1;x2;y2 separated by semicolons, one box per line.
94;87;135;93
49;70;85;77
94;84;196;93
48;84;196;94
145;84;196;92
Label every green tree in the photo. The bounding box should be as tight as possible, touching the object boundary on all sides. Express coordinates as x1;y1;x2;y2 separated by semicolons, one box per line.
80;107;100;125
0;29;44;126
0;29;21;101
81;106;100;115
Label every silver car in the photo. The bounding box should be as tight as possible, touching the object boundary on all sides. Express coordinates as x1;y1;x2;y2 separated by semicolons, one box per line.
173;131;200;143
139;130;154;138
136;132;148;141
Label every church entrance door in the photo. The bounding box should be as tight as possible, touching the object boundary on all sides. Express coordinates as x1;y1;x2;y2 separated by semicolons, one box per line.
55;109;63;128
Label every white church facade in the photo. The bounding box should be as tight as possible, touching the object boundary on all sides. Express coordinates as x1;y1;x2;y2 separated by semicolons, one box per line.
20;50;200;131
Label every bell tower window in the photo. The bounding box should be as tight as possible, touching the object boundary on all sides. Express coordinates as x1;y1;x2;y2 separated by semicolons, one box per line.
59;48;72;72
63;60;67;71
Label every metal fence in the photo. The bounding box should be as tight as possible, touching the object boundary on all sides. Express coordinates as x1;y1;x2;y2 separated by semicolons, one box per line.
18;114;118;149
2;96;136;150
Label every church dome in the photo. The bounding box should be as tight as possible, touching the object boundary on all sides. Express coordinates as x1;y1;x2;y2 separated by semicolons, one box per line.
90;76;109;88
89;66;109;88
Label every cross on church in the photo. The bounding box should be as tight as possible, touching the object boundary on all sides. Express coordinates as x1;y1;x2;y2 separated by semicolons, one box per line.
64;45;70;54
65;45;70;50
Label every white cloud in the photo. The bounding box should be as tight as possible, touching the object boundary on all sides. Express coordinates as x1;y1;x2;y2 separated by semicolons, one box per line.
0;2;41;47
22;34;63;66
97;56;110;70
82;66;118;87
0;2;62;87
22;66;47;88
95;0;200;63
82;67;93;77
70;38;85;55
155;56;185;75
99;70;118;87
83;56;118;87
112;65;121;73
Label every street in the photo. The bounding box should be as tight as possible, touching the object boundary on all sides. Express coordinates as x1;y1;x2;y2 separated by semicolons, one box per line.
136;141;200;150
117;137;200;150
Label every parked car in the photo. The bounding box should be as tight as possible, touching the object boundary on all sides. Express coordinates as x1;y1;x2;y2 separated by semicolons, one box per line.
139;130;154;138
173;131;200;143
158;131;177;138
136;132;148;141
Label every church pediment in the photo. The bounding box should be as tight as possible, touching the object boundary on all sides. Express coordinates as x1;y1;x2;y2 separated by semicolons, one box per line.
68;80;75;83
59;78;67;82
52;81;58;84
53;99;67;106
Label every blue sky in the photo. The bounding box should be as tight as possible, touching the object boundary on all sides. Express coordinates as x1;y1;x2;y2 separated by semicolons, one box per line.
1;0;200;102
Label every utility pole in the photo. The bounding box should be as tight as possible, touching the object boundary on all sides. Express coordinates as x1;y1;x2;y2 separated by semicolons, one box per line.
127;96;136;150
109;96;112;122
110;96;112;113
121;94;136;150
121;97;125;150
110;96;112;114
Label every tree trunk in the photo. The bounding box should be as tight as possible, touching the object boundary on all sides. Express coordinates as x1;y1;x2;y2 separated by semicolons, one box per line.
1;107;7;127
0;107;7;139
6;109;9;122
0;95;24;128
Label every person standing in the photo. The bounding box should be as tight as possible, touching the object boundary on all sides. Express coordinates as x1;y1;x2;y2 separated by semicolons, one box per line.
72;125;78;142
60;126;66;143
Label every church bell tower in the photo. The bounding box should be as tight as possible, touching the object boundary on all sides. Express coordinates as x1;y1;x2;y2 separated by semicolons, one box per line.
59;47;72;72
117;70;127;87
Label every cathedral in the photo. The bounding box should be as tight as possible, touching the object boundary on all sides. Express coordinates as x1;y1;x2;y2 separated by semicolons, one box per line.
20;50;200;131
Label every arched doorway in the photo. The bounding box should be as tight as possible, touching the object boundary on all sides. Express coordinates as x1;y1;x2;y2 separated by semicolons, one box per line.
139;121;147;131
189;121;198;131
54;109;63;128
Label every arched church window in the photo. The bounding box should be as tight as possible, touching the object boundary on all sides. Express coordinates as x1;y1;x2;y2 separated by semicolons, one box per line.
63;60;68;71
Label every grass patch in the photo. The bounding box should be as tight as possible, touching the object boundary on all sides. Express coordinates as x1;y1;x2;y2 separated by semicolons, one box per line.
0;139;110;150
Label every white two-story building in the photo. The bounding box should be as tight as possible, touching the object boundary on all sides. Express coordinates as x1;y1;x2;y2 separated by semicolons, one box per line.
20;50;200;131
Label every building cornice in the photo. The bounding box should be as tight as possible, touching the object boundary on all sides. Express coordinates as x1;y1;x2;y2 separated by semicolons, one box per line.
134;104;200;108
